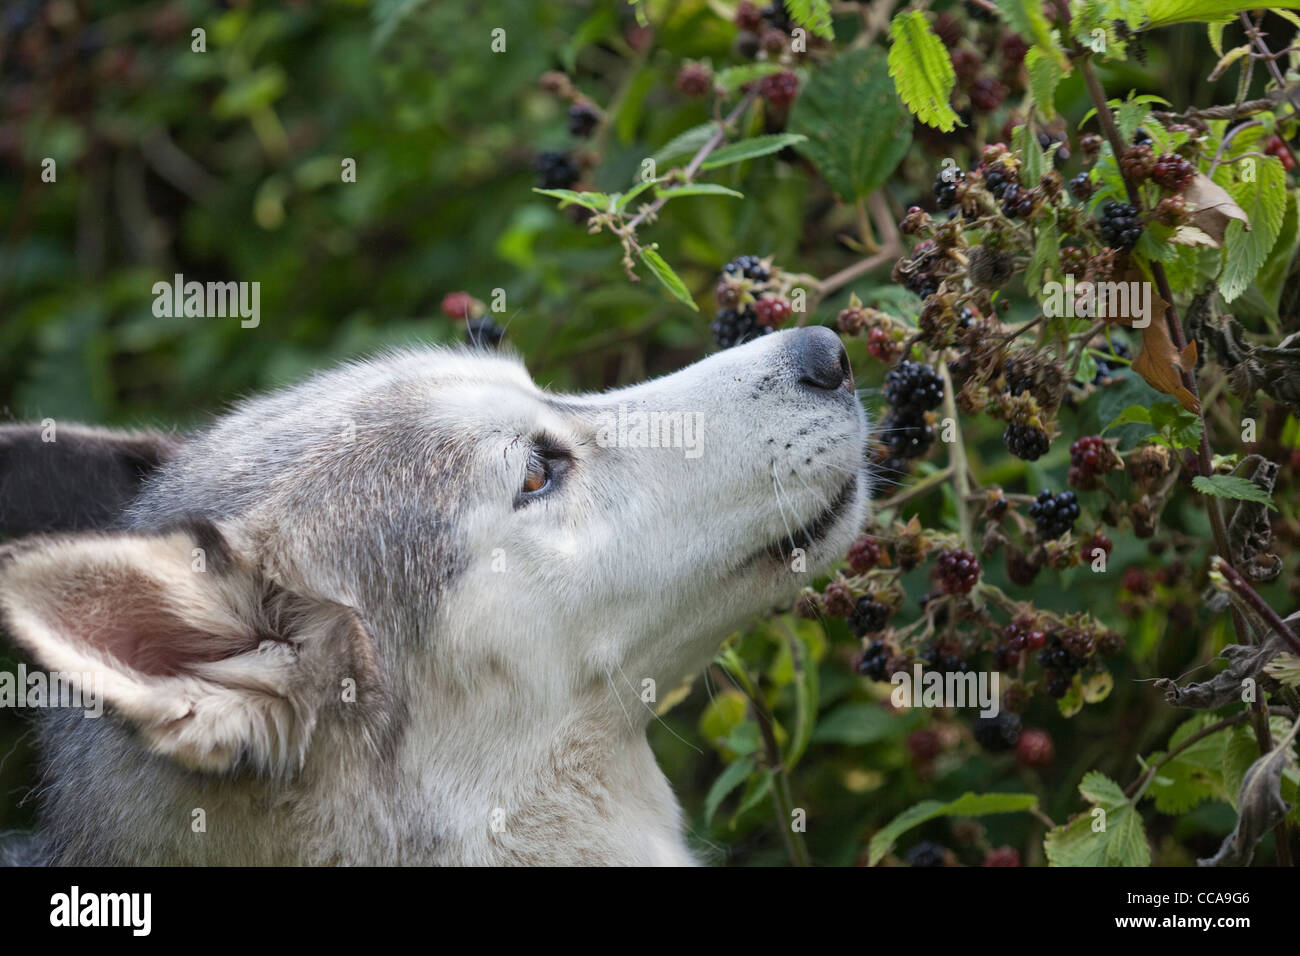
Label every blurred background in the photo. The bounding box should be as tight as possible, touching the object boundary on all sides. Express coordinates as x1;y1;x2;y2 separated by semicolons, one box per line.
0;0;1295;865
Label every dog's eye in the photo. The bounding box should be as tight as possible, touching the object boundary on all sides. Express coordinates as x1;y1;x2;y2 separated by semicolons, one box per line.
521;453;550;495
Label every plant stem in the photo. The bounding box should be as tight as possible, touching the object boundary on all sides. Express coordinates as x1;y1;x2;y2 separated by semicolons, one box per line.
940;360;974;548
1214;557;1300;655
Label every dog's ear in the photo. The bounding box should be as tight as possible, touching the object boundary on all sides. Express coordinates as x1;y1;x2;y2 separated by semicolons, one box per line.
0;423;181;538
0;521;380;774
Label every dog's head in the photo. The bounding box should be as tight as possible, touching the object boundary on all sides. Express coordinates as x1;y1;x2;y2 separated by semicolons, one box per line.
0;327;868;777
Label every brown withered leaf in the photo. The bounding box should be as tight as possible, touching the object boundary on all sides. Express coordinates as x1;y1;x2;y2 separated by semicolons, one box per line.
1184;173;1250;246
1132;310;1201;413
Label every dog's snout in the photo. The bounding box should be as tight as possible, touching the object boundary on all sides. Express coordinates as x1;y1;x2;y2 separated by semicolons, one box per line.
793;325;852;393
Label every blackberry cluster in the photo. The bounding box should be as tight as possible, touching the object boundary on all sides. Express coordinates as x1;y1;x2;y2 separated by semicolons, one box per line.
849;597;891;636
982;162;1014;199
884;361;945;412
711;308;767;349
973;712;1022;752
723;254;770;281
881;416;935;459
1003;422;1050;461
847;534;886;573
712;255;780;348
1038;635;1087;697
1029;489;1080;539
535;150;579;189
934;548;980;595
1000;182;1035;219
996;618;1046;669
856;640;890;680
933;169;963;209
567;102;599;137
1152;153;1195;192
1098;200;1142;249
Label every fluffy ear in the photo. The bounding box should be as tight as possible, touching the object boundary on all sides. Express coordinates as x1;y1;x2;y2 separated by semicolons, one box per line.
0;423;181;538
0;521;380;774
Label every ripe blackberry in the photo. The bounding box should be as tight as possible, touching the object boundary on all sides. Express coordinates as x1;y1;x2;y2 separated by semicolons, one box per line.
847;534;886;573
567;101;600;137
1028;489;1079;539
1068;435;1107;488
905;841;948;867
759;70;798;109
465;316;504;349
885;361;945;413
675;62;712;97
760;1;792;31
1132;127;1153;146
1067;171;1093;201
973;712;1021;752
904;271;940;299
1151;153;1195;192
1098;200;1141;249
882;411;935;459
1043;671;1073;698
1038;635;1085;673
849;597;891;636
1003;422;1050;461
534;150;580;189
856;640;890;680
754;295;792;328
933;169;964;208
1000;182;1035;219
934;548;980;595
1119;142;1155;182
711;306;769;349
1092;338;1129;383
722;254;770;281
982;162;1013;199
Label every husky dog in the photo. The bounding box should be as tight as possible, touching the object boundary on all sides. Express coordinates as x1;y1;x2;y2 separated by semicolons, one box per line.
0;326;867;865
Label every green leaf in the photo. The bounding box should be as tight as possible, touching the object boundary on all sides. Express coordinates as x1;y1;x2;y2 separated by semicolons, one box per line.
869;792;1038;866
614;177;658;211
1192;474;1275;506
651;123;720;167
1025;46;1064;120
655;183;744;200
730;769;775;827
812;701;915;746
1255;190;1299;314
994;0;1069;70
1219;155;1286;303
1044;771;1151;866
1146;0;1300;28
1145;716;1231;815
1026;211;1059;291
531;188;611;211
887;11;960;133
705;755;755;824
785;0;834;40
785;629;819;771
699;134;807;170
1102;404;1153;433
1148;401;1203;449
713;62;783;93
638;247;698;311
788;47;913;202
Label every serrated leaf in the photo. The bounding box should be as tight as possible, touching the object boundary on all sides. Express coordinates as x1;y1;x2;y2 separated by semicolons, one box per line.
1146;0;1300;28
1013;123;1046;188
994;0;1069;70
1044;771;1150;866
1149;401;1203;449
788;47;912;201
1264;652;1300;688
888;11;960;132
638;246;697;311
784;0;834;40
651;123;720;167
699;133;807;170
532;188;610;211
1025;46;1064;119
1145;716;1230;815
868;792;1038;865
705;755;755;825
1192;474;1275;507
614;177;658;211
1219;155;1286;303
655;183;744;200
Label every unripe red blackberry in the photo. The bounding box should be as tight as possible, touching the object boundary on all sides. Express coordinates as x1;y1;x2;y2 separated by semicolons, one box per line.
1119;142;1155;182
1082;532;1113;558
1265;135;1296;171
1060;627;1095;659
734;0;763;30
441;291;475;320
822;580;856;617
1068;434;1108;488
865;326;899;362
1002;681;1031;714
847;534;887;574
1015;728;1054;767
969;76;1006;112
754;295;792;328
983;846;1022;867
760;27;787;55
950;47;982;84
837;304;867;335
793;590;821;619
675;63;712;97
1151;153;1195;192
907;729;942;761
759;71;799;109
1079;132;1103;162
1001;33;1029;65
934;548;980;594
1097;630;1125;656
932;11;962;47
1121;566;1152;596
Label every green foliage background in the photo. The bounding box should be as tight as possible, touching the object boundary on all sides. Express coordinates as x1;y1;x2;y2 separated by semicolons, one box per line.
0;0;1295;865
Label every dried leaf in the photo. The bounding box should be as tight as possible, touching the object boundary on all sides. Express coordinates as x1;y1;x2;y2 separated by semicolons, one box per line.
1132;316;1201;414
1170;225;1219;249
1184;173;1250;246
1199;717;1299;866
1155;636;1286;709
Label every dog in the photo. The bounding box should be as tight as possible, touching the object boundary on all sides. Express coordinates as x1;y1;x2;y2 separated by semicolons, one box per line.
0;325;868;865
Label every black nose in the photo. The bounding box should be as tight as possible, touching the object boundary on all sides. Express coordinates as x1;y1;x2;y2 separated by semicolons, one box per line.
793;325;852;392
